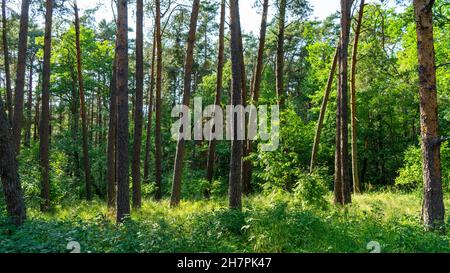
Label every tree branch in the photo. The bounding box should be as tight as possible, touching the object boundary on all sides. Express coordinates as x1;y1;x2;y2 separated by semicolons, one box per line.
436;62;450;69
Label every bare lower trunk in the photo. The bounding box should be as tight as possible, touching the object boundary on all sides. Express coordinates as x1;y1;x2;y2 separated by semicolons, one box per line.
12;0;30;155
350;0;365;194
154;0;163;201
132;0;144;209
205;0;226;198
25;59;33;147
170;0;201;208
413;0;445;231
107;50;117;209
0;97;26;226
243;0;269;191
276;0;286;107
229;0;243;210
334;0;352;205
116;0;130;222
74;1;92;201
2;0;12;122
144;32;156;183
39;0;53;212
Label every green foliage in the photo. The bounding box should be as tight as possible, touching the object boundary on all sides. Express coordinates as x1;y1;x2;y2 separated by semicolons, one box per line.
18;141;80;207
396;143;450;191
1;193;449;253
293;172;329;210
254;107;316;191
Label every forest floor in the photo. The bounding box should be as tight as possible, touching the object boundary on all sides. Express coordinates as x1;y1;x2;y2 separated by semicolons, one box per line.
1;192;450;253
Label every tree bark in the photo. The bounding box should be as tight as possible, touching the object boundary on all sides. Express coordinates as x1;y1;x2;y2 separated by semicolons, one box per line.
239;11;251;196
242;0;269;193
205;0;226;198
0;97;26;226
350;0;365;194
74;1;93;201
170;0;201;208
229;0;243;210
276;0;286;107
2;0;12;122
12;0;30;155
69;66;80;179
25;57;33;147
310;48;338;173
335;0;352;205
132;0;144;209
154;0;163;201
413;0;445;231
39;0;53;212
107;48;117;210
116;0;130;222
144;32;156;183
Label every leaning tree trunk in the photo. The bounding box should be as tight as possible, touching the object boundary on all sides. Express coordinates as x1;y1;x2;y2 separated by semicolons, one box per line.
276;0;287;107
2;0;12;122
143;32;156;183
132;0;144;209
39;0;53;212
310;48;338;173
12;0;30;155
229;0;243;210
350;0;365;194
205;0;225;198
170;0;201;208
154;0;163;201
74;1;93;201
116;0;130;222
243;0;269;191
413;0;445;231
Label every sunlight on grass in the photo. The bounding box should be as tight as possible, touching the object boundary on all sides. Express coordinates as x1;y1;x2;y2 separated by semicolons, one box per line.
2;192;449;253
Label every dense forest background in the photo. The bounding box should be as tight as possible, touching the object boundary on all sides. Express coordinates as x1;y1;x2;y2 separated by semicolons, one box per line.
0;0;449;253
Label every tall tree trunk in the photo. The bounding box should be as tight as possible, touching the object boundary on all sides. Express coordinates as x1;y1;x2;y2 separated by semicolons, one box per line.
143;32;156;183
276;0;286;107
132;0;144;209
25;58;33;147
33;86;41;141
205;0;225;198
413;0;445;231
69;67;80;179
116;0;130;222
39;0;53;212
154;0;163;201
170;0;201;208
107;49;117;210
335;0;352;205
310;48;338;173
350;0;365;194
2;0;12;122
229;0;243;210
334;54;343;205
12;0;30;155
238;12;250;196
74;1;93;201
243;0;269;192
0;97;26;226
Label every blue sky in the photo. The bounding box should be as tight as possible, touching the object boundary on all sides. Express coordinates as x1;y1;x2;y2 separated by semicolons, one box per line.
77;0;343;35
76;0;399;36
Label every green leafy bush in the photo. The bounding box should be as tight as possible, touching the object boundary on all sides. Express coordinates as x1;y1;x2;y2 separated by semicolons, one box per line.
396;143;449;191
